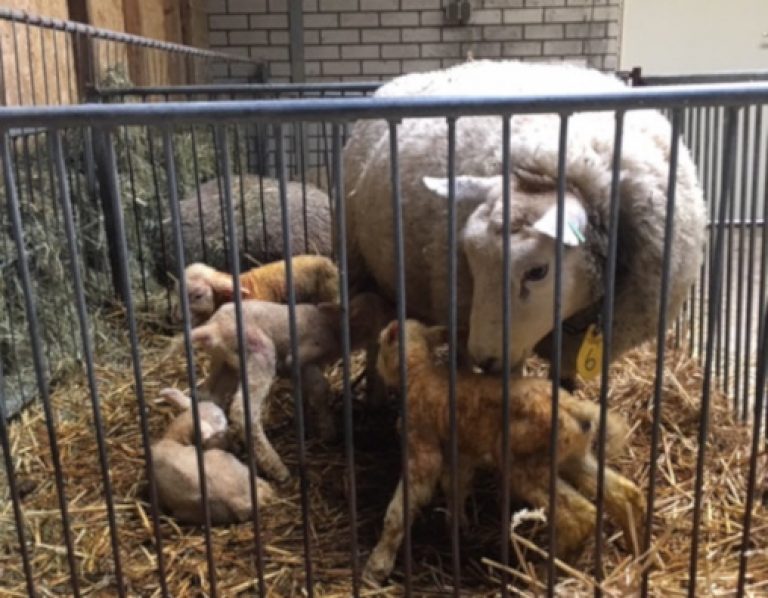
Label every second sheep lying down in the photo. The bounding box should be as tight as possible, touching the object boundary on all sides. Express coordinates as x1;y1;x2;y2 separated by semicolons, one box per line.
364;319;645;583
185;292;394;483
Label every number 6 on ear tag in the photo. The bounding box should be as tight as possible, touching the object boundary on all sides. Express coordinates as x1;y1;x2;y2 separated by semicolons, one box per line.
576;324;603;381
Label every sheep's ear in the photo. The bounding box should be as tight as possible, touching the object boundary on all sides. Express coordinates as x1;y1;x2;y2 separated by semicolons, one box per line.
424;325;448;349
386;320;400;344
200;420;215;442
422;175;497;204
207;271;237;299
532;197;588;247
158;388;191;411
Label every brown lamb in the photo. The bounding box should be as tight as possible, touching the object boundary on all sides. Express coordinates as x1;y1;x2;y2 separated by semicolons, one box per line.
151;387;275;525
364;319;645;583
180;255;339;325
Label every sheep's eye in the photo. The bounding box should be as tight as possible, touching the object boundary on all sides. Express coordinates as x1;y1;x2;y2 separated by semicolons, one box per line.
524;264;549;282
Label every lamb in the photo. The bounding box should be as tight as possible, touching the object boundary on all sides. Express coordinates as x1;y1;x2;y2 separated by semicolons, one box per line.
180;254;339;325
343;60;707;386
363;318;645;583
186;292;394;480
151;387;275;525
149;174;334;285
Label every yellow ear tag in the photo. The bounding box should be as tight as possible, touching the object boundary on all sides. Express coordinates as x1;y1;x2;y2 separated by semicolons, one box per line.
576;324;603;380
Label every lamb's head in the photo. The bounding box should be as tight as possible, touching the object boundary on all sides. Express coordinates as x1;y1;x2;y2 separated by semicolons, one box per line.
179;263;252;326
158;387;229;449
376;319;447;387
423;174;598;373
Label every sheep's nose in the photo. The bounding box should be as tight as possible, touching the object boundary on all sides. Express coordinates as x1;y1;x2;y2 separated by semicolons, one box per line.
479;358;499;373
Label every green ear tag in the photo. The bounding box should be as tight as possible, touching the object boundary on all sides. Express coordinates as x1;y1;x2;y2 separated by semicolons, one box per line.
576;324;603;380
568;220;586;244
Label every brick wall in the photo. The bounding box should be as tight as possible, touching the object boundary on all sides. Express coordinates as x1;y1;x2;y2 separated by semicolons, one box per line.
206;0;621;82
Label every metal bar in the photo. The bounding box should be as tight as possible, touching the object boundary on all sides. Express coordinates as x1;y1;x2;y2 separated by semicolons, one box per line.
51;128;126;596
276;123;315;596
635;70;768;86
445;116;461;596
499;113;512;598
288;0;305;83
641;109;682;595
594;110;625;592
389;119;412;594
1;129;81;596
736;299;768;594
332;122;361;597
688;106;740;597
97;82;382;98
162;128;219;597
0;7;261;64
547;114;570;596
7;82;768;128
215;125;267;597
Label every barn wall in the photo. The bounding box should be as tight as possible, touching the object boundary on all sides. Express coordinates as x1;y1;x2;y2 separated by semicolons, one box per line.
205;0;621;82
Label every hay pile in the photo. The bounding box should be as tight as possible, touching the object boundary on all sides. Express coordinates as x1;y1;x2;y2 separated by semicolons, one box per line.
1;316;765;596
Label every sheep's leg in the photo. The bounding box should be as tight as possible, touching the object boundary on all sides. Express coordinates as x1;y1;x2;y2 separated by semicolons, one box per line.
559;454;645;555
201;357;240;409
364;448;443;584
229;389;290;484
510;463;595;558
300;363;337;442
439;459;475;532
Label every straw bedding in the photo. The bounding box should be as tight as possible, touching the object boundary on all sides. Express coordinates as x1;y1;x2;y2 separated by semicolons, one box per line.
1;303;766;596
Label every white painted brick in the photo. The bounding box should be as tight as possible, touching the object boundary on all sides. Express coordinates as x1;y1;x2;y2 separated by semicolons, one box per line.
305;61;322;76
228;0;267;12
584;38;617;54
269;0;288;11
565;23;606;38
524;23;563;39
381;12;419;27
208;31;228;45
360;0;398;10
503;8;544;23
321;28;360;43
252;45;290;60
210;15;249;29
304;44;341;59
525;0;565;6
407;0;441;8
304;30;320;44
544;7;590;22
543;39;582;54
603;54;617;70
223;45;249;57
402;27;441;42
229;30;268;44
420;10;443;25
342;44;380;59
340;12;379;27
483;25;523;41
441;58;464;68
586;54;603;69
462;41;502;57
484;0;523;6
362;59;401;74
270;30;289;44
442;26;482;41
421;43;462;58
207;0;226;14
607;22;619;37
502;40;542;56
305;13;338;28
323;60;362;75
566;0;609;5
382;44;421;58
249;14;288;28
319;0;359;11
362;28;400;43
470;9;503;25
402;59;442;73
269;61;291;76
303;0;318;9
592;6;619;20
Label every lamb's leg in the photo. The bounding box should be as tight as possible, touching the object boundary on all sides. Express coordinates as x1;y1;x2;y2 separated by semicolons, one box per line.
510;463;596;558
301;363;337;442
364;448;443;584
229;388;290;484
559;454;645;555
201;356;239;408
439;459;475;532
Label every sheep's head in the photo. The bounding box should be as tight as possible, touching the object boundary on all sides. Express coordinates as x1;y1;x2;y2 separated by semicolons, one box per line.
377;319;447;387
178;263;252;326
423;174;597;373
158;387;229;449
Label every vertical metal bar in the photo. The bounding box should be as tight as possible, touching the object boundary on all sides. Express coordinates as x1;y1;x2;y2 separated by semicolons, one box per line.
50;128;126;597
499;114;512;598
389;119;412;594
0;361;35;596
332;122;360;597
289;0;306;83
95;127;170;598
547;114;569;596
162;129;219;597
445;117;461;596
640;109;682;596
688;107;740;598
214;125;267;597
276;123;315;596
1;128;81;596
736;300;768;596
714;109;724;381
299;122;310;254
593;110;625;593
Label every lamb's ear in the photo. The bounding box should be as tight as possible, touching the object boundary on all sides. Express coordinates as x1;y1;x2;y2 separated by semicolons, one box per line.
531;197;588;247
422;175;497;204
386;320;400;344
207;271;252;300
